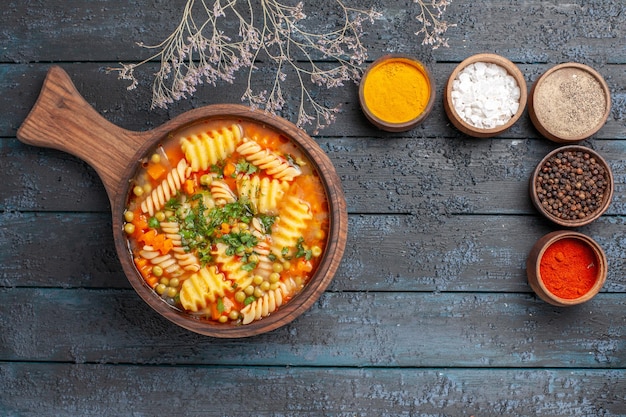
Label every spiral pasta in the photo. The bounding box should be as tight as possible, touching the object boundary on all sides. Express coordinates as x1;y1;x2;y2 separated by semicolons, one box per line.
236;140;301;181
160;221;201;272
180;124;244;172
212;243;254;290
240;278;297;324
139;245;184;277
140;159;190;216
210;180;237;205
270;195;313;259
249;217;273;279
179;266;231;312
236;174;289;214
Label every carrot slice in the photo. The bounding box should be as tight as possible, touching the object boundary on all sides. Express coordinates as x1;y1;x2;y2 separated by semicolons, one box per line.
134;257;156;287
146;163;166;181
183;179;195;195
223;162;236;178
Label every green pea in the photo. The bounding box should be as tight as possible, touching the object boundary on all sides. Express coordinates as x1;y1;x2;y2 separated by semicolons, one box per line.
155;284;167;295
200;174;212;185
152;266;163;277
235;291;246;303
124;223;135;235
244;285;255;296
269;272;280;283
124;210;134;222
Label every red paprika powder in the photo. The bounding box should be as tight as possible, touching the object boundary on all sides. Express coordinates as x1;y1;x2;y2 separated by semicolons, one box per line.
539;238;598;299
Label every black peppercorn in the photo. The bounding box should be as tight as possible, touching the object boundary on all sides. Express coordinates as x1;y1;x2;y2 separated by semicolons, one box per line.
535;150;608;221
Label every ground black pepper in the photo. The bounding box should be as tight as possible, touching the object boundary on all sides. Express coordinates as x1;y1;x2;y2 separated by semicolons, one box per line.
533;67;607;139
535;150;608;221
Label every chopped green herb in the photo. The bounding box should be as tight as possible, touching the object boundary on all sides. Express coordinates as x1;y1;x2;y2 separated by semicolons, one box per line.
218;231;258;258
165;197;181;210
217;298;225;313
236;159;258;175
295;237;312;260
244;296;256;306
241;261;257;272
257;214;277;232
210;163;224;177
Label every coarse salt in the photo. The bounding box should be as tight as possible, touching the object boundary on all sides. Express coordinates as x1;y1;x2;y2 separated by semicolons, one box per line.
451;62;521;129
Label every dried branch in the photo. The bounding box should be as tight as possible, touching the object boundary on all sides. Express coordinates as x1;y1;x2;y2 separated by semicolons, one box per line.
109;0;454;132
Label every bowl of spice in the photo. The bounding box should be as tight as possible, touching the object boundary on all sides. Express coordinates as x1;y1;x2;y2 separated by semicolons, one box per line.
526;230;607;306
444;53;527;138
529;145;613;227
528;62;611;143
359;55;435;132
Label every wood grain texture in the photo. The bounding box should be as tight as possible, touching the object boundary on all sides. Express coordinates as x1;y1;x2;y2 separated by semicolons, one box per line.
1;0;626;414
2;363;625;417
2;0;625;64
1;289;625;368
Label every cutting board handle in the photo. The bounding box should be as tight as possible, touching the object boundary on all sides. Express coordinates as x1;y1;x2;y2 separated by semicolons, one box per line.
16;66;150;204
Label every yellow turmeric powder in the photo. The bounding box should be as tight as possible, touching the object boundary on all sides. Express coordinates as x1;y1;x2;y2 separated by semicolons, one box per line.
362;58;431;124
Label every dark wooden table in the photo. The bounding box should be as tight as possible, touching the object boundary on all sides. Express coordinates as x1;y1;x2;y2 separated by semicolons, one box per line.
2;1;626;415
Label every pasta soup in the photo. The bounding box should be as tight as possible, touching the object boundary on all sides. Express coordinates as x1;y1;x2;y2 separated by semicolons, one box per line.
123;118;329;325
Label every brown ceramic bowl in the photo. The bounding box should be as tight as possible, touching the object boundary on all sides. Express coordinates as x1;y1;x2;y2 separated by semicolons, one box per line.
17;66;348;338
526;230;607;306
529;145;613;227
444;53;527;138
359;55;435;132
528;63;611;143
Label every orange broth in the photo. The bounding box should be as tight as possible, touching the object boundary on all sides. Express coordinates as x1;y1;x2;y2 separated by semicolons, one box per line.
123;118;329;325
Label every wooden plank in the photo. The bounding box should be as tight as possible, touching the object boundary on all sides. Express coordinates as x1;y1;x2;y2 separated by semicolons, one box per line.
0;139;108;212
0;212;124;288
4;134;626;214
1;363;625;416
3;212;626;292
1;288;624;368
2;62;625;140
434;1;626;65
3;1;625;64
